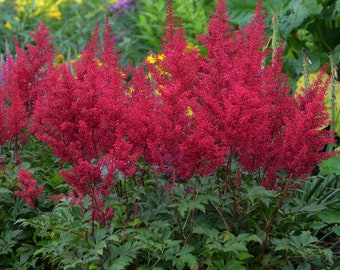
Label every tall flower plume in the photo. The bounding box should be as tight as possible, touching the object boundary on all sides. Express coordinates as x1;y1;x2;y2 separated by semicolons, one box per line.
0;23;55;146
194;0;335;188
30;18;137;222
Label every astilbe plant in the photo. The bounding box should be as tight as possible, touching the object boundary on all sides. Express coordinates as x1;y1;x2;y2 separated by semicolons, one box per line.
30;18;138;223
191;0;335;189
144;1;218;183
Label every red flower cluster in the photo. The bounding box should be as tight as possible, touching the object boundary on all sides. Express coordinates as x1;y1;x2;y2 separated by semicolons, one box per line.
191;0;335;188
0;23;55;145
15;168;43;207
5;0;337;220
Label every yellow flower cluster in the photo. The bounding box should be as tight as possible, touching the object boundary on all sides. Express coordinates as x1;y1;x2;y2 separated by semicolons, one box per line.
15;0;64;20
146;53;165;64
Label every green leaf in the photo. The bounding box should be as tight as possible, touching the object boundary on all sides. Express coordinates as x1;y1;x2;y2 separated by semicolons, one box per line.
332;226;340;236
318;210;340;224
245;185;276;207
193;226;219;240
279;0;309;38
278;0;322;38
319;152;340;175
302;0;323;14
272;231;318;252
89;264;99;270
227;0;257;26
0;187;11;194
336;1;340;13
225;260;246;270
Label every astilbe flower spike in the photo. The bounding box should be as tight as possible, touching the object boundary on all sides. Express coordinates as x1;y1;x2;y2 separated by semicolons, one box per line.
12;23;55;115
0;24;55;146
194;0;335;189
0;53;27;145
15;168;43;207
144;0;216;182
31;18;141;223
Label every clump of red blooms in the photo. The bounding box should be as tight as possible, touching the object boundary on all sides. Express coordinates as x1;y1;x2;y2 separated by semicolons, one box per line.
0;23;54;146
2;0;336;221
15;168;43;207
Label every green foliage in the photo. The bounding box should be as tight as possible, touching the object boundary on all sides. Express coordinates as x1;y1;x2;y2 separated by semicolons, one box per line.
0;138;66;269
110;0;216;64
8;171;337;269
0;0;112;59
227;0;340;84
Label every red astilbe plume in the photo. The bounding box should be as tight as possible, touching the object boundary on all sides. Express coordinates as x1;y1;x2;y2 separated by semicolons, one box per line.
0;24;55;147
15;168;43;207
195;0;273;171
0;53;27;146
124;63;157;160
194;0;335;189
260;68;335;189
144;0;214;182
11;23;56;115
60;160;114;224
31;18;130;165
31;18;138;222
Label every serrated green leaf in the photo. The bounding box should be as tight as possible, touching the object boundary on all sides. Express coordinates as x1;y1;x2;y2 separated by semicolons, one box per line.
193;227;219;240
236;233;262;244
245;185;275;207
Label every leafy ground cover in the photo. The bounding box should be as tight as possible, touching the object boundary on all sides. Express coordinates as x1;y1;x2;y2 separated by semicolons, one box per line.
0;0;340;269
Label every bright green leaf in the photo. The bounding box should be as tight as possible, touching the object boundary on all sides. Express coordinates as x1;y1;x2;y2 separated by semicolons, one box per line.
318;210;340;224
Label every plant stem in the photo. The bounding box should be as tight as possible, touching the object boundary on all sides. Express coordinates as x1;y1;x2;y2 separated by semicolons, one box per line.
228;176;238;232
260;176;291;260
172;168;185;244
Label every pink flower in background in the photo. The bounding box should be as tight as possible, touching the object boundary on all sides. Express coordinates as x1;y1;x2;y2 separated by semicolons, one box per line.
109;0;138;15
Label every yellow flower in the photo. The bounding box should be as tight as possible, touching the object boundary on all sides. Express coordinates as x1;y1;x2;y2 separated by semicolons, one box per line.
127;86;135;96
47;5;62;20
55;54;65;64
5;22;12;30
146;72;152;79
157;54;165;61
69;59;77;65
146;54;156;64
186;106;193;116
156;66;171;77
96;59;103;67
120;70;127;79
15;0;63;20
185;42;199;52
154;85;164;96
